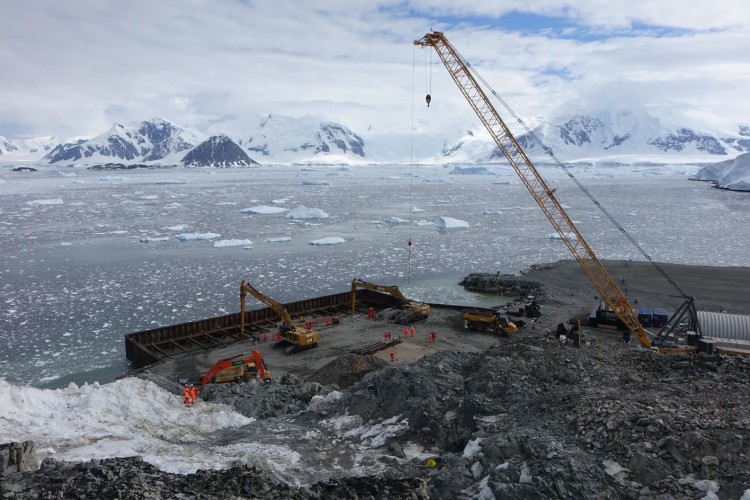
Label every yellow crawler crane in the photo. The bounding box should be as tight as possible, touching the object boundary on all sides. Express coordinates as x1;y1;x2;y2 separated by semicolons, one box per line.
415;31;698;354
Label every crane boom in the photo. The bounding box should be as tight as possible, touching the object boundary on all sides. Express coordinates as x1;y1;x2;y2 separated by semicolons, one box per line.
415;31;654;350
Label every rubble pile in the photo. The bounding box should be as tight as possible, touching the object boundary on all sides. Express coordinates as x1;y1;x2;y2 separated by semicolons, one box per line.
307;353;390;389
199;373;328;419
1;456;428;499
310;336;750;498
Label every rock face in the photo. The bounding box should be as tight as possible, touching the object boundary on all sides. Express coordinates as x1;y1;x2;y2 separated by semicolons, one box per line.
459;272;544;298
0;441;38;475
44;118;200;164
182;135;259;167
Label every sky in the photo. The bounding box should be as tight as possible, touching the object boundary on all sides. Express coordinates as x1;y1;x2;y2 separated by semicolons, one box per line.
1;0;749;140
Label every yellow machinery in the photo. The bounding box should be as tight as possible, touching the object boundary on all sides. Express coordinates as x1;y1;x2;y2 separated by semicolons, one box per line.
240;280;318;354
463;310;518;335
351;278;430;323
415;31;696;354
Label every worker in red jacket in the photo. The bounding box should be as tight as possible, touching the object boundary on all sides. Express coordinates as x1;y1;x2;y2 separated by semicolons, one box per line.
183;385;191;407
189;385;198;406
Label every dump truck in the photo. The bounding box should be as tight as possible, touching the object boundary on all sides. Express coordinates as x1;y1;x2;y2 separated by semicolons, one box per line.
463;310;518;335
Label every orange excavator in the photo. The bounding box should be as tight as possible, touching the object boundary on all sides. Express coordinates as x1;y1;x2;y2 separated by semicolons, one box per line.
200;349;271;385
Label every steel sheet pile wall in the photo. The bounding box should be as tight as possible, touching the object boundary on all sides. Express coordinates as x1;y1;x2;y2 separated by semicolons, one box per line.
125;290;356;367
698;311;750;341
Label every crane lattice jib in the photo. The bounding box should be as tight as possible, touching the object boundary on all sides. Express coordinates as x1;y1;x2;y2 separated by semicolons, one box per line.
415;31;651;349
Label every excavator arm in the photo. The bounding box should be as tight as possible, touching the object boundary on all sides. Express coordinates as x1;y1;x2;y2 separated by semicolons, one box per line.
415;32;654;350
351;278;408;313
240;280;295;337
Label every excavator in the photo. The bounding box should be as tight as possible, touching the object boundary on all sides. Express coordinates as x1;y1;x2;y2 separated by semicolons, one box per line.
415;31;710;355
240;280;318;355
463;310;518;335
200;350;271;385
351;278;430;323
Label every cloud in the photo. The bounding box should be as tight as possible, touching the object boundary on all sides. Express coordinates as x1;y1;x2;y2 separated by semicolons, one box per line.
0;0;748;139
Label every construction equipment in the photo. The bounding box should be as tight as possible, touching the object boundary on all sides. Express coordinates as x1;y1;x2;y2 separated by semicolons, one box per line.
240;280;318;354
200;349;270;385
351;278;430;323
464;310;518;335
414;31;700;354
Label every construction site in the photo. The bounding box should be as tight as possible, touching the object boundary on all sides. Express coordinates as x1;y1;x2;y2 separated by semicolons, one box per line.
4;31;750;499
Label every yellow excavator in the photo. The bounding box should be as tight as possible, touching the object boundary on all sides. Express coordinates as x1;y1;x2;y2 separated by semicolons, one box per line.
351;278;430;323
463;310;518;335
240;280;318;355
415;31;721;355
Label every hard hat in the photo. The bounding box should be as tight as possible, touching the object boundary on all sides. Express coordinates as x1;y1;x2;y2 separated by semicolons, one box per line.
426;458;437;468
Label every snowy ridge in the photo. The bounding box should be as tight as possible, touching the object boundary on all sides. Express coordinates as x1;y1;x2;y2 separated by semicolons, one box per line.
3;110;750;167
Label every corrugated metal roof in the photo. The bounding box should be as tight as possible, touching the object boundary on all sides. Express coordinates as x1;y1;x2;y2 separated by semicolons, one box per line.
698;311;750;341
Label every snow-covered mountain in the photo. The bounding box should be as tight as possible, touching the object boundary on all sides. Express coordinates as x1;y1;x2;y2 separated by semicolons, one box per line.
692;152;750;191
499;110;750;160
233;114;365;164
43;118;203;164
0;135;63;160
3;111;750;167
182;135;259;167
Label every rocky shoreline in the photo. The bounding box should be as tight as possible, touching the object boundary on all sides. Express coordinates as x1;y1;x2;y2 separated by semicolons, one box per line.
4;335;750;499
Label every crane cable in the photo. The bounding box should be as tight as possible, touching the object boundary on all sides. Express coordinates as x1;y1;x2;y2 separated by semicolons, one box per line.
449;45;691;300
405;44;417;283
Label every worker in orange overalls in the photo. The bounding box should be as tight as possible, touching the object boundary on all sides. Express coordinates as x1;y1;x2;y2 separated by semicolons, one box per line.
403;327;408;338
410;326;415;337
183;385;191;407
390;351;395;363
189;384;198;406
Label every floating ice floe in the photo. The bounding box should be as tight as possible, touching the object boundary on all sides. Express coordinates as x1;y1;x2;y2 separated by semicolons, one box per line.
412;206;425;212
57;171;76;178
309;237;345;245
303;180;332;186
385;216;408;225
99;176;127;181
414;220;434;226
240;205;288;215
450;166;493;175
175;232;221;241
140;236;169;243
26;199;64;206
214;239;253;248
435;216;469;228
483;208;503;215
546;232;577;240
265;236;292;243
156;179;189;185
162;225;187;231
287;206;329;219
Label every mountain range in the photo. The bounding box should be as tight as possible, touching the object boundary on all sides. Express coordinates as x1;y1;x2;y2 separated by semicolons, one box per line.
1;111;749;167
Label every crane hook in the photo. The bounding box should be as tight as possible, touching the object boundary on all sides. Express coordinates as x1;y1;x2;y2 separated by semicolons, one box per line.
425;94;431;107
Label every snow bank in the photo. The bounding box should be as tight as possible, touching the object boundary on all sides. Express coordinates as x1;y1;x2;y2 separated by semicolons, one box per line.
214;239;252;248
435;216;469;228
0;378;252;474
26;198;64;206
287;205;329;219
240;205;288;215
175;232;221;241
309;237;345;245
